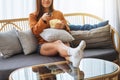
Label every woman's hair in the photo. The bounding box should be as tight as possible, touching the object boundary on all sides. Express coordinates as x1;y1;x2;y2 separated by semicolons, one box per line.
35;0;54;20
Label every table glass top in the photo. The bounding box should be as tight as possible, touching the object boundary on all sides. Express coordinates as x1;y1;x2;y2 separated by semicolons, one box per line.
9;58;118;80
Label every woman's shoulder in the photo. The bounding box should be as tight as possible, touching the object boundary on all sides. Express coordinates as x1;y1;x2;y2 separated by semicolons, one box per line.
53;10;64;15
29;12;36;16
29;12;38;19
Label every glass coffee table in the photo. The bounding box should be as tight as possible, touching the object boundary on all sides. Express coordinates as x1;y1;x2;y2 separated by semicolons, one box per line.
9;58;120;80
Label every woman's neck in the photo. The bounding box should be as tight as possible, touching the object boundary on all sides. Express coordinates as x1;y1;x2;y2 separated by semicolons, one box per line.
44;8;49;13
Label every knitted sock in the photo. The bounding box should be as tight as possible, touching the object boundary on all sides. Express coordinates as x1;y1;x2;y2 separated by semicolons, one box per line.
68;40;86;67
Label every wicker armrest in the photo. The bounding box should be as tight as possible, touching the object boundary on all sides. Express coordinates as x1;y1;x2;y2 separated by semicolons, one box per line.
111;26;120;54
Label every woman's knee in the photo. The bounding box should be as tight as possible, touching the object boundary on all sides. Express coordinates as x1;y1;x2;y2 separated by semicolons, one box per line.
40;44;58;56
54;40;62;44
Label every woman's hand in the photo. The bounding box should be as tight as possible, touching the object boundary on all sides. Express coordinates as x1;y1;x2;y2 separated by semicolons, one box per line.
41;13;51;21
55;22;65;29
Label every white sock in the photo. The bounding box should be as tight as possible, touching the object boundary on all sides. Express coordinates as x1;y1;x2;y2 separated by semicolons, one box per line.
68;40;86;67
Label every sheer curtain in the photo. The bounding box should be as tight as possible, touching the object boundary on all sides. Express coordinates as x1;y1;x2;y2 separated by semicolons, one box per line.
0;0;35;20
104;0;120;36
54;0;105;17
0;0;119;36
54;0;120;36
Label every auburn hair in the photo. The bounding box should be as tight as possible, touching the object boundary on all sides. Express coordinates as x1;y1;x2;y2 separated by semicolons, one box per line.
35;0;54;20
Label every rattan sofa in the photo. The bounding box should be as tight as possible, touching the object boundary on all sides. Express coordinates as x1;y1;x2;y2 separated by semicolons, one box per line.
0;13;120;80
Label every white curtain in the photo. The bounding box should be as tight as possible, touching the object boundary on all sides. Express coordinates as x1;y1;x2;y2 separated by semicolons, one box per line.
54;0;120;36
104;0;120;36
0;0;35;20
54;0;105;17
0;0;119;36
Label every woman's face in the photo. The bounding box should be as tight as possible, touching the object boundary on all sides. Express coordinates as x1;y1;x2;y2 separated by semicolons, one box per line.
42;0;52;8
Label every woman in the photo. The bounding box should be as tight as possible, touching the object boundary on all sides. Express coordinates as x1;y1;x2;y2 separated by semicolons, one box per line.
29;0;86;67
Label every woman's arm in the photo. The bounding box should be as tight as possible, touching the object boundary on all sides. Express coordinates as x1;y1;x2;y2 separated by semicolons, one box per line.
59;12;70;32
29;13;48;38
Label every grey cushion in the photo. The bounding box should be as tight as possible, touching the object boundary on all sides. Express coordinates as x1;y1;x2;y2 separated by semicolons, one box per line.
17;29;38;55
71;25;113;48
40;28;75;42
0;53;65;80
0;29;22;58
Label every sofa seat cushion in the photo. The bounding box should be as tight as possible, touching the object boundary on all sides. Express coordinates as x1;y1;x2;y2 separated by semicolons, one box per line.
0;53;65;80
0;49;118;80
84;48;118;61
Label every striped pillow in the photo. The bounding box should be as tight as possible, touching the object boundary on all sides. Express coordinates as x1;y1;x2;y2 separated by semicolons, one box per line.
71;25;113;49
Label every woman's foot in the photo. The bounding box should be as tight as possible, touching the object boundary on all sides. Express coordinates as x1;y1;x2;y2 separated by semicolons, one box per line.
68;40;86;67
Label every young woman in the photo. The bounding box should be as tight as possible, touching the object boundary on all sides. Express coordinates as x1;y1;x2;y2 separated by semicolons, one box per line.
29;0;86;67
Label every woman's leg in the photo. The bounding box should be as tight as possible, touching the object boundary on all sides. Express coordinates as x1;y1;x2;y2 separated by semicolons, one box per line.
40;40;69;56
40;40;86;67
54;40;86;67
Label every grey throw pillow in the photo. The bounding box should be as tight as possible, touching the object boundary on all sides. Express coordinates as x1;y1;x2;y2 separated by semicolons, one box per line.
71;25;113;48
40;28;75;42
17;29;38;55
0;29;22;58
